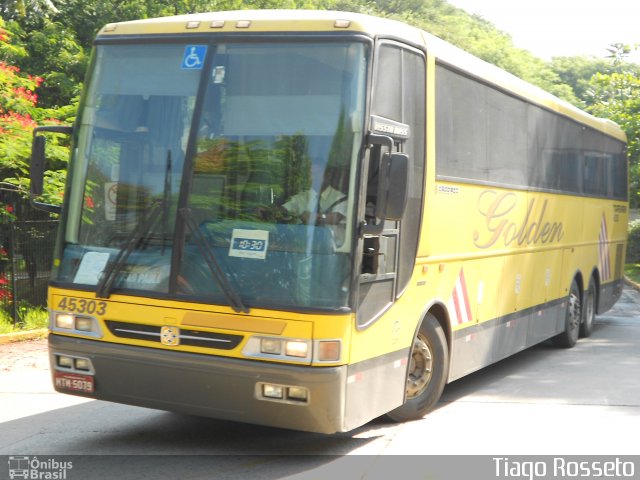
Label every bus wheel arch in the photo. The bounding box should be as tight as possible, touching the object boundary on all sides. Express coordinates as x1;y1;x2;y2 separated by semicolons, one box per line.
386;310;449;423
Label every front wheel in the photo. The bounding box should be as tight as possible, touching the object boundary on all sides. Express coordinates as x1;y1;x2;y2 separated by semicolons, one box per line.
386;313;449;422
552;280;581;348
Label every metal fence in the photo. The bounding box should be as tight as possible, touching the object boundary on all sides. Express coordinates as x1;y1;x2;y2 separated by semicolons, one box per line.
1;195;58;325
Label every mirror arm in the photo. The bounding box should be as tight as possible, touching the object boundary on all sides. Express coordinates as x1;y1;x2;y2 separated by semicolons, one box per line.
359;133;395;236
33;125;73;136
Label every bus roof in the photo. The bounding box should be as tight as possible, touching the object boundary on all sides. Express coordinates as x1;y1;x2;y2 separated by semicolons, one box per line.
98;9;626;143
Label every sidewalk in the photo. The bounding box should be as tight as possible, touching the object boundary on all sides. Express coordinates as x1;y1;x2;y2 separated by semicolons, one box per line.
607;280;640;317
0;328;47;345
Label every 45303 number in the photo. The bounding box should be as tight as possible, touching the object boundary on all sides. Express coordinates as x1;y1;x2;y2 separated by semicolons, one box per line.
57;297;107;316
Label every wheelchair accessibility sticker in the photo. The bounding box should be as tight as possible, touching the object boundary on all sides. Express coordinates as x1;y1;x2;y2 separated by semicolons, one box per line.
182;45;207;70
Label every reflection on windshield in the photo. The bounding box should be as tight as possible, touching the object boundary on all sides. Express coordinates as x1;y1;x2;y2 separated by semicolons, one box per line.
55;43;198;294
55;40;368;311
178;43;366;310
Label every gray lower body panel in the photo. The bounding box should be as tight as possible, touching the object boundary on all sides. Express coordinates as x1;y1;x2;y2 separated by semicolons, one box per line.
449;299;566;381
598;278;624;314
449;278;624;381
49;335;347;434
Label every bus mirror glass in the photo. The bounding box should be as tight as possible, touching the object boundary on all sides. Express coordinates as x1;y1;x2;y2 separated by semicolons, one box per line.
30;134;46;196
382;152;409;220
29;125;72;213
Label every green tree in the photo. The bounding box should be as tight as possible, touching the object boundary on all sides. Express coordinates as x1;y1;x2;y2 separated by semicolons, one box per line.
0;17;70;207
4;20;87;108
549;55;613;108
586;44;640;207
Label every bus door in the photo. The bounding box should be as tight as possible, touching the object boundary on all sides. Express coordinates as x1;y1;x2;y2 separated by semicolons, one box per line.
357;41;426;328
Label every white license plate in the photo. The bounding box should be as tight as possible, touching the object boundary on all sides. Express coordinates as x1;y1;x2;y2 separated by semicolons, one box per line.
54;372;95;393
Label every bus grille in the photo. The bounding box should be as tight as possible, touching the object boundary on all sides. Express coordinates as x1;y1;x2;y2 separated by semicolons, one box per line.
104;321;243;350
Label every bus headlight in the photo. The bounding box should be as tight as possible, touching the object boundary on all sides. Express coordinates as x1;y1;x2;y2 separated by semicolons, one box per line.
257;383;309;404
54;354;94;374
52;312;103;338
260;338;282;355
286;386;308;401
285;340;308;358
246;336;311;362
247;337;342;363
262;384;284;399
57;355;74;368
55;313;75;329
74;358;92;371
75;317;94;332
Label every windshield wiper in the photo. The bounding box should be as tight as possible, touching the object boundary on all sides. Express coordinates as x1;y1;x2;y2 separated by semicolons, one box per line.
179;207;249;314
96;201;163;299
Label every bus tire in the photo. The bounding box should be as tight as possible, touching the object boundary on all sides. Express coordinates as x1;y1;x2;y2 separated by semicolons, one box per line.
580;280;596;338
386;313;448;423
552;280;581;348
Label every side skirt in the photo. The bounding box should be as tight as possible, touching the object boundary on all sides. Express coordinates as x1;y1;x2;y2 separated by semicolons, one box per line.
448;298;566;382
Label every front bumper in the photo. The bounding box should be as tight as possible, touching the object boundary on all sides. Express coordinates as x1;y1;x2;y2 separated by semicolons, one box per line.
49;334;347;434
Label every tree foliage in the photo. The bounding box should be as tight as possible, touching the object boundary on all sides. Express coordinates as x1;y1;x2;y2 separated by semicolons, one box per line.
1;0;640;208
582;44;640;206
0;16;71;207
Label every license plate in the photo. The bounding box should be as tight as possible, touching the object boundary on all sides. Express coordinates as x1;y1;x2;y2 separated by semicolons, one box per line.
54;372;95;393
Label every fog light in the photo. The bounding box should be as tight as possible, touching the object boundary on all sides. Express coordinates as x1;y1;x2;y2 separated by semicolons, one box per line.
285;340;309;358
55;314;75;329
260;338;282;355
57;356;73;368
75;317;93;332
318;340;341;361
74;358;91;371
262;384;283;399
286;386;308;402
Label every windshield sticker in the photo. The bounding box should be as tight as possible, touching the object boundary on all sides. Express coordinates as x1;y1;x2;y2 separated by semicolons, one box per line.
229;229;269;260
213;66;226;84
181;45;207;70
104;182;117;221
74;251;110;285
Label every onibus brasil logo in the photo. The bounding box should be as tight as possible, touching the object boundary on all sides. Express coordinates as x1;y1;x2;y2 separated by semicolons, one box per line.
7;456;73;479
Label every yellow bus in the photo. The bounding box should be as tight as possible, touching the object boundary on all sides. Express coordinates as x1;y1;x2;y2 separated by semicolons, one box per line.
31;10;628;434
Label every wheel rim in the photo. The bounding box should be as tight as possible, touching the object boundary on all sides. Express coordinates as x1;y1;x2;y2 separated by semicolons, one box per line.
584;286;595;328
568;287;581;334
406;333;433;399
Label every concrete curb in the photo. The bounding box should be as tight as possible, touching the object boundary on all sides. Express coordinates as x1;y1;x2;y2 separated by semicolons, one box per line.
624;276;640;292
0;328;48;344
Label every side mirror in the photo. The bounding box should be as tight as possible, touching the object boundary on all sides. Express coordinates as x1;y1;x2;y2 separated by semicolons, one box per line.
360;133;410;236
380;152;409;221
30;134;46;196
29;125;73;213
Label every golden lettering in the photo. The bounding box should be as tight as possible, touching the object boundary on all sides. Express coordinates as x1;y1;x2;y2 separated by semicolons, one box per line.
473;191;564;249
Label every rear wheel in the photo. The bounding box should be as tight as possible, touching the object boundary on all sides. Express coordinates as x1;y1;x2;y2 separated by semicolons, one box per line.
580;280;596;338
552;280;581;348
386;313;448;422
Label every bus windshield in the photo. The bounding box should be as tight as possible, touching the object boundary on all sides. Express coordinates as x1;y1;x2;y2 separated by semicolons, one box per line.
54;40;369;311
